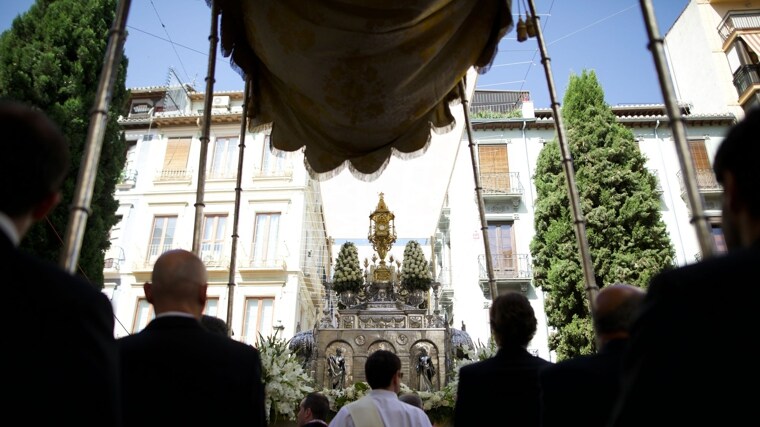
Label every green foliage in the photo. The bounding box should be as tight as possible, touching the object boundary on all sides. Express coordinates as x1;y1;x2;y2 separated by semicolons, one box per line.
471;108;523;119
530;69;675;361
400;240;432;291
332;242;364;293
0;0;129;286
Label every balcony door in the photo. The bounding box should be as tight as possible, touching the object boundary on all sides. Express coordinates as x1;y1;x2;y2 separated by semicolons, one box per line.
688;139;713;189
487;222;515;278
160;137;191;180
201;214;227;264
478;144;510;193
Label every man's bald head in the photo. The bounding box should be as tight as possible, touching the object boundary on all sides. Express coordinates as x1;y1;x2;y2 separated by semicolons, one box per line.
593;283;645;344
145;249;208;317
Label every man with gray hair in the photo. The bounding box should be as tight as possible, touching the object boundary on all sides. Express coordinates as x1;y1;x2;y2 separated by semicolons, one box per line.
538;283;645;427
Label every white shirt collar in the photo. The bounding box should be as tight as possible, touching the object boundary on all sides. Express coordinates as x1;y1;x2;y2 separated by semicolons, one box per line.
155;311;198;319
0;211;20;246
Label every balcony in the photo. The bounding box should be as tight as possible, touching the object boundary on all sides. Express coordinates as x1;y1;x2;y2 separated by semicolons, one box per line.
200;243;228;268
154;168;193;182
253;166;294;179
480;172;524;207
718;10;760;42
116;169;138;190
733;64;760;105
649;169;663;194
477;253;532;299
676;168;721;196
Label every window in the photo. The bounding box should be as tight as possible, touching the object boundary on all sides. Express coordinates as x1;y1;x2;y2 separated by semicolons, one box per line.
243;297;274;344
201;214;227;264
478;144;511;192
252;213;281;266
105;215;124;269
688;140;710;171
133;298;154;333
688;139;719;190
205;297;219;317
711;223;727;254
210;136;239;179
260;135;286;175
488;222;515;276
147;216;177;262
158;137;191;180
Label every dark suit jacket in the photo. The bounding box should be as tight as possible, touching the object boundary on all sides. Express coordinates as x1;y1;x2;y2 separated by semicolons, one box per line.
608;243;760;427
454;345;552;426
118;315;266;427
539;339;629;427
1;230;121;426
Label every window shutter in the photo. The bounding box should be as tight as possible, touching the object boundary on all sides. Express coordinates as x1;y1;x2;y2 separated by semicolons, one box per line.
163;137;191;171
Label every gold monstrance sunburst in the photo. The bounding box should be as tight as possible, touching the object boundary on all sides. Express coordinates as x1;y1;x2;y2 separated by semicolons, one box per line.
368;193;396;282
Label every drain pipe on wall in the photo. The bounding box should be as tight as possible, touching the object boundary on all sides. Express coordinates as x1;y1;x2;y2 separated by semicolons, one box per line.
522;119;536;207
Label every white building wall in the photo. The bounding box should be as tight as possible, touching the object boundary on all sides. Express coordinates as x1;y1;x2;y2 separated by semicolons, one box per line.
634;122;726;267
665;0;757;118
107;108;324;340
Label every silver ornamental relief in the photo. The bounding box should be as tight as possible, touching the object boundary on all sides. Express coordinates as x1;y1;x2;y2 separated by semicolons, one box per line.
354;335;366;346
396;334;408;345
409;315;423;328
342;315;355;329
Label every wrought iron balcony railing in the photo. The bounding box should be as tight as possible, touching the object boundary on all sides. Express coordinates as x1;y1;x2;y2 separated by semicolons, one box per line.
477;253;532;281
479;172;524;196
733;63;760;99
676;168;721;195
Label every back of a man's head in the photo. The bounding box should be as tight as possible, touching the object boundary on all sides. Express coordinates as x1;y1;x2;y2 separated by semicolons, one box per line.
365;350;400;389
302;392;330;421
200;315;230;337
592;283;645;342
148;249;208;316
399;392;423;409
0;100;69;217
713;108;760;219
490;291;537;348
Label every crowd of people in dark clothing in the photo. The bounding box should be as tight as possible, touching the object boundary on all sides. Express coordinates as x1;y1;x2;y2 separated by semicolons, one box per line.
4;99;758;427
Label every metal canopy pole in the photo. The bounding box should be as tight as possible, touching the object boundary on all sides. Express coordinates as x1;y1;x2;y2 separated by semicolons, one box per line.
60;0;131;273
226;76;251;337
192;0;220;254
527;0;599;314
639;0;715;260
459;80;498;300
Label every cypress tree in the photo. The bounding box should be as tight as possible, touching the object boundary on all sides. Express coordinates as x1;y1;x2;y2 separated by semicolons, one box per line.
530;70;674;360
0;0;128;287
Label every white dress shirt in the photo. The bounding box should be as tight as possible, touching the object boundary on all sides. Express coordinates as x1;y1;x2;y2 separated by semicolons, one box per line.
329;389;432;427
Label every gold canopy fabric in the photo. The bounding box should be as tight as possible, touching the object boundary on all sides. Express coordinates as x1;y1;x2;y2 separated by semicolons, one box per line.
213;0;513;181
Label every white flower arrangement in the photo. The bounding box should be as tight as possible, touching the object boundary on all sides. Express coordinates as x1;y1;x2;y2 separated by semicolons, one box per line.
258;333;314;423
320;381;372;412
400;240;433;291
333;242;364;294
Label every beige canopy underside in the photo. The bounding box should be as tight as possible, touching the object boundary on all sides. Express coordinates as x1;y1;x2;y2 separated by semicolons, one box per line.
214;0;513;181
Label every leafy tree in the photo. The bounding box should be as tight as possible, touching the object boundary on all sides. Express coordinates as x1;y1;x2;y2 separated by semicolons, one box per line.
529;70;674;360
0;0;128;286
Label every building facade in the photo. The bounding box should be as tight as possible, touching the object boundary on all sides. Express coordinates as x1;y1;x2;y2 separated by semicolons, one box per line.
106;86;331;342
665;0;760;118
432;96;735;357
108;78;735;363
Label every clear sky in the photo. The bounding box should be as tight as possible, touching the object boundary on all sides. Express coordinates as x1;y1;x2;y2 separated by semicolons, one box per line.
1;0;689;108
